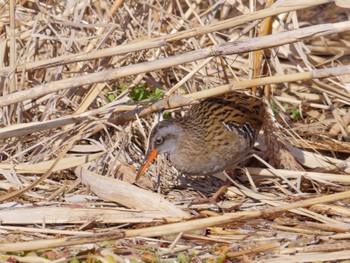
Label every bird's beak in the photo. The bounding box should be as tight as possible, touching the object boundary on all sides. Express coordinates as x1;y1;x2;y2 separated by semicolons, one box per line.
135;149;158;182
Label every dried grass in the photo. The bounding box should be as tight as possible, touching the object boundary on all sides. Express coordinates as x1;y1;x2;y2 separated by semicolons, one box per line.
1;0;350;262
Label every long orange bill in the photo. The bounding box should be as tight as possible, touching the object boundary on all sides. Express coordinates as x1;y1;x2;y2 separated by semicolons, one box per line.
135;150;158;182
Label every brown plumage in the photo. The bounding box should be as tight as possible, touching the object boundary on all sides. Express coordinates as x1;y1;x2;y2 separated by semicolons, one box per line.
136;91;265;181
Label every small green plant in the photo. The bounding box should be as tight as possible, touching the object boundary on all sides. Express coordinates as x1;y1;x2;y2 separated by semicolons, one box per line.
270;101;302;120
162;111;171;119
290;107;301;120
106;83;165;102
129;83;164;102
129;84;151;101
106;84;120;102
106;83;164;103
106;93;116;102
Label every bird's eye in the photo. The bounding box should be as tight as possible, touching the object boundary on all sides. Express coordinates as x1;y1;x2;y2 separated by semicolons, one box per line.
155;137;163;145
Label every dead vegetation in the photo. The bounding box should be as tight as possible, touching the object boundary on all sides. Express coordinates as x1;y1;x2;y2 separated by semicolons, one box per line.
1;0;350;262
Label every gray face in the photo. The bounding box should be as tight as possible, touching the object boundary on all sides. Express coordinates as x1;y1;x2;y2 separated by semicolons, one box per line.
148;119;182;155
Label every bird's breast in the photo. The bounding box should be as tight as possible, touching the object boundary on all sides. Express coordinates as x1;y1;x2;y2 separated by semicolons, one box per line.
168;131;249;175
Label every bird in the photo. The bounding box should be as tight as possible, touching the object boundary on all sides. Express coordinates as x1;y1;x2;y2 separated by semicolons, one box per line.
136;91;265;191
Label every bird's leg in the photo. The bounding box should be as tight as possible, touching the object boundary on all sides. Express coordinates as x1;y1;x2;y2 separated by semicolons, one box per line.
188;170;236;208
209;178;232;202
209;169;236;202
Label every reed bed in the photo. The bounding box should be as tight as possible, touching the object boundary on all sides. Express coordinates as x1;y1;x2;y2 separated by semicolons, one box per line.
1;0;350;262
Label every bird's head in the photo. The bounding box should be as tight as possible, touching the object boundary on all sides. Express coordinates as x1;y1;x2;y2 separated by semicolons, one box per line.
136;119;182;181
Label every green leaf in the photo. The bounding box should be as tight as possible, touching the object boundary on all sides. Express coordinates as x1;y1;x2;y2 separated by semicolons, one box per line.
107;93;116;102
291;108;301;120
130;84;150;101
119;83;127;92
151;88;164;100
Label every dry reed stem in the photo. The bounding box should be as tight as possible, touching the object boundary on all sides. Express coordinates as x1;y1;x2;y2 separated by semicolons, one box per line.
247;167;350;183
0;206;178;224
0;225;91;236
290;137;350;153
280;241;350;254
8;0;16;95
271;224;334;236
262;250;350;263
226;242;280;258
228;184;349;228
0;153;103;173
0;103;134;139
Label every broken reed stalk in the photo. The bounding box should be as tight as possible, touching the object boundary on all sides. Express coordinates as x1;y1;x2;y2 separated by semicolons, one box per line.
1;189;350;252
